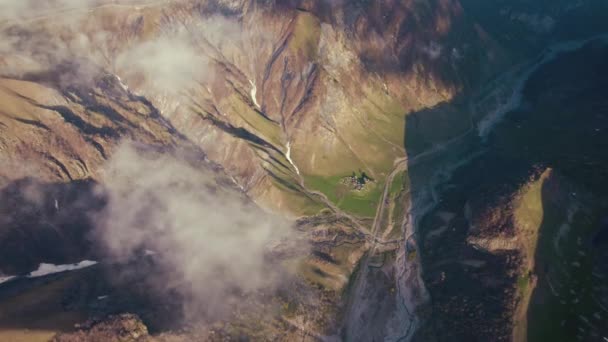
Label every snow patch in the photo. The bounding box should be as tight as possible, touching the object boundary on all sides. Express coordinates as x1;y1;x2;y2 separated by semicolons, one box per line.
0;276;16;285
286;142;300;175
28;260;97;278
113;74;144;97
229;175;246;192
0;260;98;286
249;79;261;109
114;74;130;92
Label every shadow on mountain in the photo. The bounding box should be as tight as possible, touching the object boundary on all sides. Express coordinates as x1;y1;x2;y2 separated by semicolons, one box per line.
522;42;608;342
0;178;187;336
406;39;608;342
0;259;187;336
525;173;608;342
0;178;104;275
264;0;503;92
405;133;534;341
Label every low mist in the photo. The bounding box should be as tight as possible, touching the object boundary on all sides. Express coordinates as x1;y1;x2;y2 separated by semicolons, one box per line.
115;31;209;95
94;142;296;316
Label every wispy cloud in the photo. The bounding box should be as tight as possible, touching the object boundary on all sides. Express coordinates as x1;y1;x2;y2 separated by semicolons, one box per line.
115;29;209;95
93;142;298;316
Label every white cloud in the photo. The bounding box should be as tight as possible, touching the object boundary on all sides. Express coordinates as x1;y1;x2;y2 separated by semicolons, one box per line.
116;32;209;95
93;142;297;316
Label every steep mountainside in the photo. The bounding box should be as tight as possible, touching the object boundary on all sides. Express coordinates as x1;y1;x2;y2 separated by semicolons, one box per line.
413;40;608;342
0;0;607;341
0;0;512;215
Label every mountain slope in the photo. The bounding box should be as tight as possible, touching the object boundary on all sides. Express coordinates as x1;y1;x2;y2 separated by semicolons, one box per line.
0;1;607;341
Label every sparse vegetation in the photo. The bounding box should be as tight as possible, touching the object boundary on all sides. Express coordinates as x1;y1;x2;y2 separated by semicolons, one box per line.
516;273;530;295
281;301;298;318
407;249;417;262
304;173;385;217
342;254;364;299
290;12;321;59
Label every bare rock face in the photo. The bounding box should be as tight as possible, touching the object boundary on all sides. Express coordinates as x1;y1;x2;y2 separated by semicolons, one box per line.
0;71;180;186
0;1;604;213
0;0;511;216
3;0;599;216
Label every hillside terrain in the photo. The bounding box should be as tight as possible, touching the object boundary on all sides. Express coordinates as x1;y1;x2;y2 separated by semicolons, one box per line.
0;0;607;341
